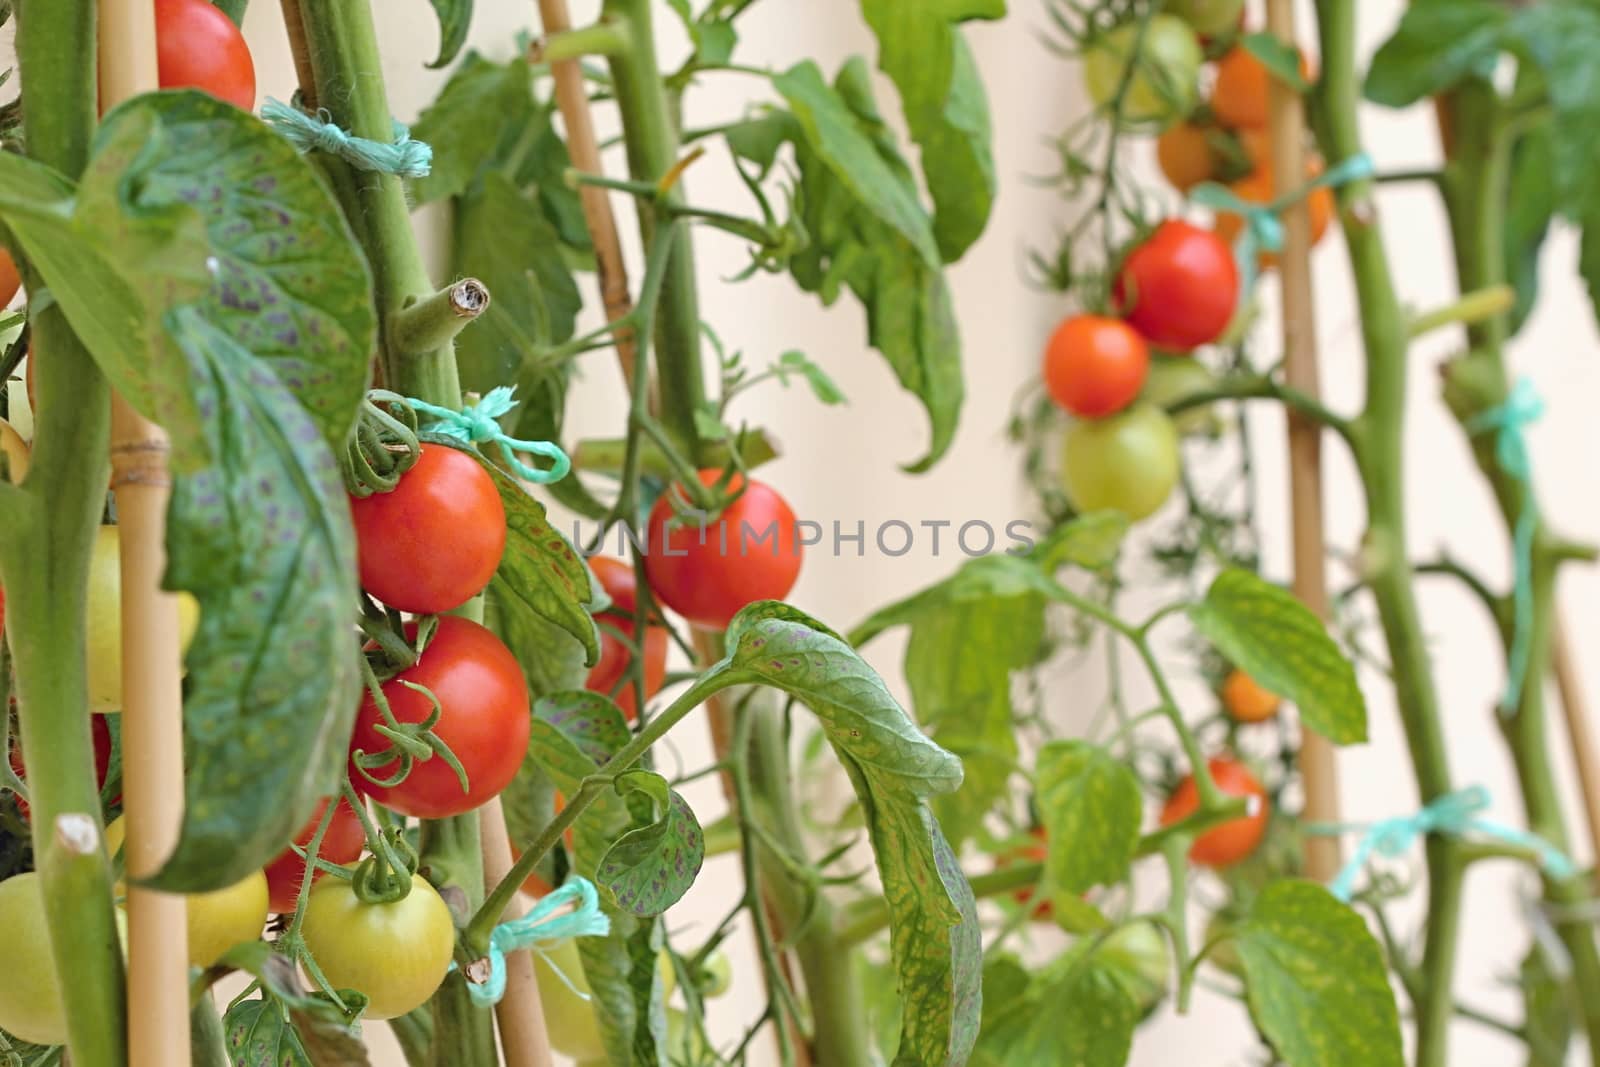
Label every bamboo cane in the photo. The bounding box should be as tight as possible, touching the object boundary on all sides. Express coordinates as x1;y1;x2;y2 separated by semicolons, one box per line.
1265;0;1342;881
479;799;556;1067
98;1;192;1064
1550;620;1600;880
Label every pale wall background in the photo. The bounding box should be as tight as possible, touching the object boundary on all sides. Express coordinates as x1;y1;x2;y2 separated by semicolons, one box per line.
227;0;1600;1063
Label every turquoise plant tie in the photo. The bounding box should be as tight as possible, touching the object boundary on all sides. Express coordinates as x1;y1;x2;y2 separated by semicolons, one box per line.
1190;151;1376;301
1309;786;1575;902
261;98;433;178
404;386;572;484
1466;377;1544;714
463;876;611;1007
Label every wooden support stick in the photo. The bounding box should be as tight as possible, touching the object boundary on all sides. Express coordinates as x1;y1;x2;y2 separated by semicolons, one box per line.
1551;618;1600;879
534;0;649;403
99;2;192;1064
479;799;556;1067
1265;0;1342;881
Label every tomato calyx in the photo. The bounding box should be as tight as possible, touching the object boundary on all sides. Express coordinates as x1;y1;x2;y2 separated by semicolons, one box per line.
348;830;421;906
350;660;468;797
343;390;423;498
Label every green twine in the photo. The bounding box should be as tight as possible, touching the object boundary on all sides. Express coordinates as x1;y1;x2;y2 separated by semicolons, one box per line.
403;386;572;484
1190;151;1376;300
1466;377;1544;714
1308;785;1575;902
459;877;611;1007
260;98;432;178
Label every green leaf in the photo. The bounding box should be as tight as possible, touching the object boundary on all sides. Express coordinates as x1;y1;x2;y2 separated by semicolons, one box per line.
725;111;797;175
974;945;1139;1066
1241;32;1310;92
1188;569;1367;744
1036;741;1141;893
0;1031;62;1067
452;172;582;396
423;436;600;665
0;96;370;889
1363;0;1507;107
223;999;312;1067
776;350;848;405
426;0;473;69
1035;511;1128;571
858;1;1003;261
411;54;536;204
1521;942;1575;1066
716;603;979;1065
596;770;705;916
1505;3;1600;231
1505;118;1555;334
1236;881;1405;1067
210;0;248;27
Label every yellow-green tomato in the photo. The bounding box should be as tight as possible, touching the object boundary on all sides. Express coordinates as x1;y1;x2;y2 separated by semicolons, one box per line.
1139;354;1222;436
299;874;454;1020
694;950;733;999
187;870;269;968
1167;0;1244;36
1098;922;1170;1014
1203;912;1245;978
89;526;202;713
533;937;606;1061
1083;16;1203;130
0;873;66;1045
1060;404;1181;521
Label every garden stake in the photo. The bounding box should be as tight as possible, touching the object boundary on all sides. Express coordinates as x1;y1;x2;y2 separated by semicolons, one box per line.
1266;0;1341;883
97;0;191;1063
478;799;556;1067
1552;620;1600;883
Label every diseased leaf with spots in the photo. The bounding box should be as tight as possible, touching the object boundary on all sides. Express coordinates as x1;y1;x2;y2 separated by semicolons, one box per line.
224;999;311;1067
1036;740;1141;893
1236;881;1405;1067
426;0;473;69
715;602;979;1065
1188;569;1366;744
0;94;367;889
596;770;705;917
973;944;1139;1066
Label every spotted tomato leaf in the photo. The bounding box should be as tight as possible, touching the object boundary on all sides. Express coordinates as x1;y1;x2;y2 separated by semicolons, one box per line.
858;0;1002;262
1235;882;1405;1067
714;602;979;1066
1188;569;1366;744
0;94;369;889
1035;740;1141;893
973;943;1139;1066
596;770;705;917
223;999;312;1067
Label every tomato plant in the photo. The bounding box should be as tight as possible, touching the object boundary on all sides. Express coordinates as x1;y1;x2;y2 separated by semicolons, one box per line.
1041;314;1150;418
584;556;668;721
153;0;256;111
349;444;507;615
262;796;367;914
1060;403;1180;520
1114;220;1240;351
1161;757;1269;867
644;471;803;630
183;870;269;968
299;872;455;1020
1210;43;1311;131
1221;668;1280;724
351;615;530;819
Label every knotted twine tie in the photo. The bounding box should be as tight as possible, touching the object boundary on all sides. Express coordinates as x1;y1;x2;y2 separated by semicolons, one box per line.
461;877;611;1007
1190;151;1376;302
1307;785;1575;902
1466;377;1544;714
261;98;433;178
404;386;572;484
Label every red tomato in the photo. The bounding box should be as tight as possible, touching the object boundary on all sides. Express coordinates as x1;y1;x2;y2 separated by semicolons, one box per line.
154;0;256;111
998;827;1051;921
584;557;668;722
351;616;530;820
1114;221;1239;351
644;472;802;630
263;795;366;914
1160;757;1269;867
10;715;113;821
349;445;507;616
1042;315;1150;418
0;250;19;308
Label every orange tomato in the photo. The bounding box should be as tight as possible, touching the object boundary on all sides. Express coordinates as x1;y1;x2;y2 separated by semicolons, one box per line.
1161;757;1269;868
1042;315;1150;419
1156;122;1219;192
1211;163;1332;269
1210;45;1312;130
1221;669;1280;723
0;249;19;308
1238;127;1272;170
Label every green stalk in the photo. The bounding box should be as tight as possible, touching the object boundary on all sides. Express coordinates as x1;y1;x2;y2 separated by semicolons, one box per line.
190;997;228;1067
5;3;128;1065
1311;4;1461;1065
601;0;706;457
1435;81;1600;1061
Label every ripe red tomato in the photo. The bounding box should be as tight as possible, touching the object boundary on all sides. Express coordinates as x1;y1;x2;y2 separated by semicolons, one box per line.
1160;757;1269;867
644;471;802;630
349;445;507;616
154;0;256;111
9;715;113;821
585;557;668;722
351;616;530;819
1114;221;1239;351
997;827;1051;921
1042;315;1150;418
263;795;367;914
0;249;19;308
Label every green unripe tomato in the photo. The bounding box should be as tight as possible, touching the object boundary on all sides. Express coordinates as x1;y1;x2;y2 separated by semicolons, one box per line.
1139;354;1223;436
695;950;734;998
0;873;67;1045
1167;0;1245;36
1083;16;1203;131
1060;404;1181;521
1098;922;1170;1014
1204;912;1245;978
